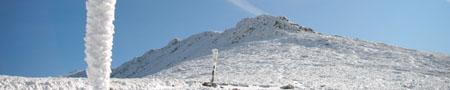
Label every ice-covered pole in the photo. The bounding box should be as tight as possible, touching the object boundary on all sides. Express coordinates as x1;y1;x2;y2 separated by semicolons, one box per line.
211;49;218;84
84;0;116;90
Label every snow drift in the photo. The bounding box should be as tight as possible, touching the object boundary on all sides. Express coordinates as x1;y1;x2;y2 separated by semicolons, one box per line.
61;15;450;89
84;0;116;89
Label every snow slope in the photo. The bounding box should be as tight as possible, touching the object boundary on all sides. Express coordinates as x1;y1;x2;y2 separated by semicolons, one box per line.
6;15;450;89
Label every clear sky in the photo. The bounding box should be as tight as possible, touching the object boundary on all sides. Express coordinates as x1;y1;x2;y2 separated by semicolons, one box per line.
0;0;449;77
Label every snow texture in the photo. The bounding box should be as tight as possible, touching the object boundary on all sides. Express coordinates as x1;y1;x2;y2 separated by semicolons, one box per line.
30;15;450;89
84;0;116;89
0;75;193;90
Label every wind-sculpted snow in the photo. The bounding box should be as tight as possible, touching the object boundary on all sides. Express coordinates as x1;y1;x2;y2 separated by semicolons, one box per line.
62;15;450;89
84;0;116;89
0;75;193;90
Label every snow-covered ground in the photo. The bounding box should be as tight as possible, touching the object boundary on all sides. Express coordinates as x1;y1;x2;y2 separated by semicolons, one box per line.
2;15;450;89
0;75;198;90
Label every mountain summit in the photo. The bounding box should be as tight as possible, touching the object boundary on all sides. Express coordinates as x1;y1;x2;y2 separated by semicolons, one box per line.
65;15;450;89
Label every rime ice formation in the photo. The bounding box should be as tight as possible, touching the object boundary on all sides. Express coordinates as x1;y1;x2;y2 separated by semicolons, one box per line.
211;49;218;84
84;0;116;90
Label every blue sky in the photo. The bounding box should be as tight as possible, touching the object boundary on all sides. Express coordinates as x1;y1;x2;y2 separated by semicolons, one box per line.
0;0;449;77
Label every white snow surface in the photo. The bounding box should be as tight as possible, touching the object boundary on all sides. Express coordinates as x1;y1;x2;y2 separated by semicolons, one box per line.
84;0;116;89
0;75;196;90
3;15;450;89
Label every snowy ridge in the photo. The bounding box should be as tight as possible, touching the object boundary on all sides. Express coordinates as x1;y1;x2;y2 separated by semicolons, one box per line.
60;15;450;89
109;15;318;78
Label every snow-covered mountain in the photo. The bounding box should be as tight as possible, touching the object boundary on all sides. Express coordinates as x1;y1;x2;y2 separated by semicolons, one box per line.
54;15;450;89
109;15;318;78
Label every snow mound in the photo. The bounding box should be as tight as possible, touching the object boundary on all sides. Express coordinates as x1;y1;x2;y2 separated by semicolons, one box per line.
63;15;450;89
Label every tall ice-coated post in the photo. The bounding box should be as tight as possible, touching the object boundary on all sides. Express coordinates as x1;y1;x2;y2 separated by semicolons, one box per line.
211;49;219;84
84;0;116;90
